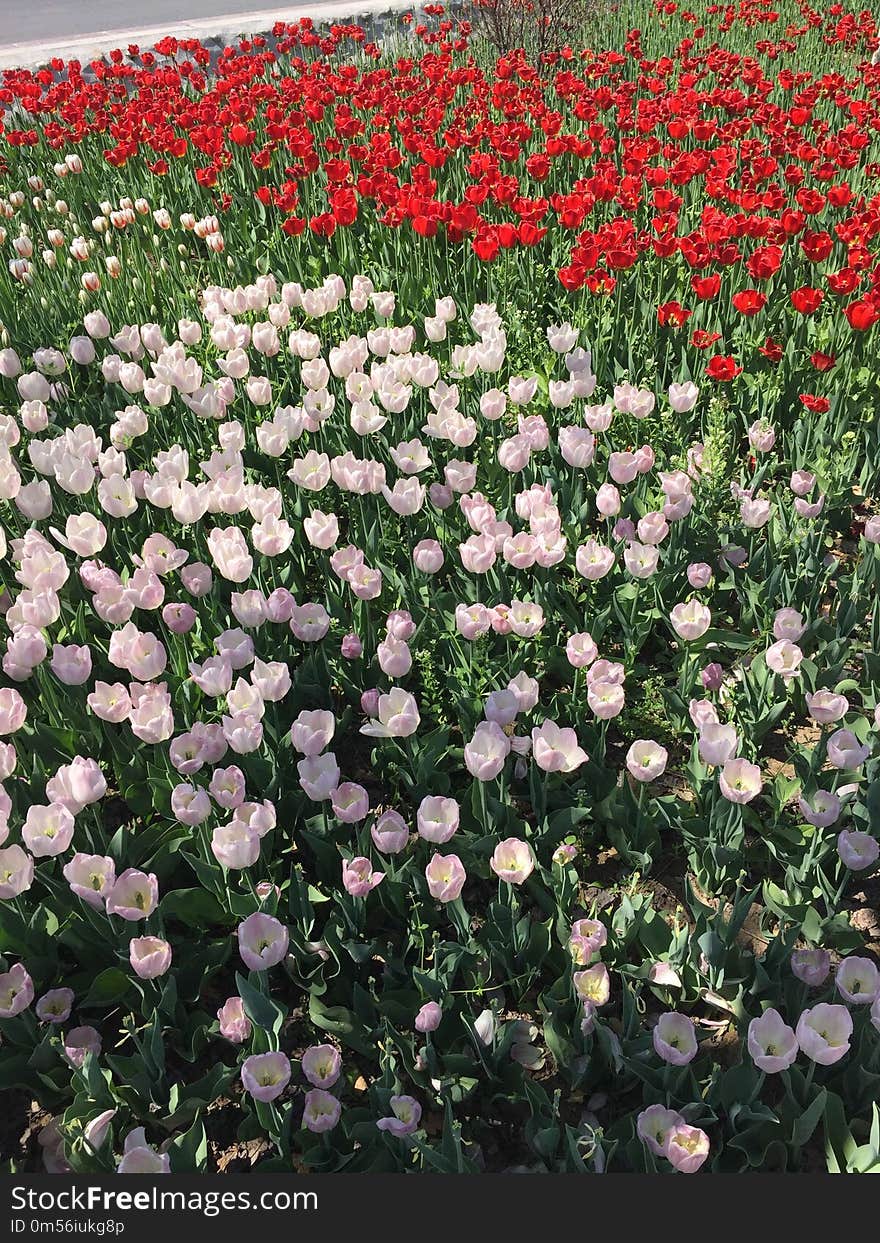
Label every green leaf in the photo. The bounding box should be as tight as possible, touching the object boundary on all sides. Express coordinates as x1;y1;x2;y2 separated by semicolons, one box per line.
699;628;756;651
169;1120;208;1173
308;995;373;1056
791;1088;827;1148
160;888;226;929
823;1091;860;1173
80;968;134;1009
235;972;286;1039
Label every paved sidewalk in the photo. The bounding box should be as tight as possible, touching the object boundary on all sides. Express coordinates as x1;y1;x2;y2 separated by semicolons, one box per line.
0;1;412;70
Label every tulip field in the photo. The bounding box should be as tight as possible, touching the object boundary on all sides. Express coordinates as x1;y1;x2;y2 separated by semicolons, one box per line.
1;0;880;1176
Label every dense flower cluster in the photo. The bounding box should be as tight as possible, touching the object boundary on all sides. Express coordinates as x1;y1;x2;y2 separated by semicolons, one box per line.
2;1;880;325
0;0;879;1176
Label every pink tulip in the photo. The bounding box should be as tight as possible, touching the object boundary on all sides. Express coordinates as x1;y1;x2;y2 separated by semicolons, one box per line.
464;721;511;781
36;987;74;1023
341;633;363;659
773;608;805;641
297;753;341;801
425;853;466;903
638;1105;684;1157
413;539;444;573
331;783;369;824
455;602;492;639
835;957;879;1005
0;844;34;899
105;869;158;920
837;829;879;870
360;688;420;738
181;563;213;596
490;838;535;884
587;680;625;720
747;1008;797;1072
791;949;831;987
211;822;260;870
719;758;762;804
302;1089;341;1133
576;539;615;579
652;1012;697;1065
301;1045;342;1088
0;963;34;1018
626;740;668;782
377;636;412;677
415;1002;442;1033
237;912;288;972
796;1003;852;1065
360;689;381;718
532;720;588;772
624;542;659;578
23;803;75;858
574;963;611;1005
826;729;870;770
376;1095;422;1137
217;997;251;1043
668;381;699;412
371;810;409;854
765;639;802;680
687;562;712;588
242;1052;291;1102
700;662;723;691
0;688;27;734
64;1026;101;1069
805;690;848;724
698;724;738;767
342;856;384;897
290;710;335;757
417;796;459;844
799;790;840;828
116;1128;170;1174
129;936;172;979
664;1124;710;1173
568;919;607;965
670;600;711;641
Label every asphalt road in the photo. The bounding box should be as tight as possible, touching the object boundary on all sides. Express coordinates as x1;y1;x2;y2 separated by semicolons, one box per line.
0;1;323;45
0;0;407;66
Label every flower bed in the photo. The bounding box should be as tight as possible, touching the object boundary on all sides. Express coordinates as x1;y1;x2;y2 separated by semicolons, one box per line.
1;0;880;1175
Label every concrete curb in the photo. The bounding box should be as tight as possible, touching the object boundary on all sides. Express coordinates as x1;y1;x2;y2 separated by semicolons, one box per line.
0;2;415;71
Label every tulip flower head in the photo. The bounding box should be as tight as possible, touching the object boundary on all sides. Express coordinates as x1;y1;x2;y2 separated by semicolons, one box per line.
237;912;289;971
425;853;466;903
664;1124;710;1174
301;1045;342;1089
117;1129;171;1175
302;1089;342;1133
242;1052;291;1102
490;838;535;885
377;1095;422;1137
747;1008;798;1072
652;1013;698;1065
217;997;251;1044
791;949;831;988
835;957;879;1006
637;1105;684;1157
0;963;34;1018
796;1003;853;1065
